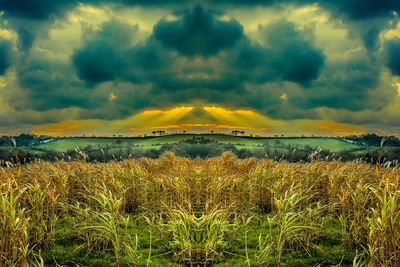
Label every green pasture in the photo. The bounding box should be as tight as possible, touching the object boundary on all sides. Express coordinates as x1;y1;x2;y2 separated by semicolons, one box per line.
36;135;362;153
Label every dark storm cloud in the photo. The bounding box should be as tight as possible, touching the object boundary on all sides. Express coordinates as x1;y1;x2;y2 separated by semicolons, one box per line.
0;39;12;75
0;0;77;19
2;0;398;20
73;41;117;83
317;0;400;20
13;58;100;112
383;37;400;76
0;0;116;20
228;20;325;86
15;26;36;50
11;50;107;112
244;50;387;120
72;10;247;92
0;0;118;51
204;0;400;19
72;19;170;86
212;0;399;51
153;6;243;56
259;20;325;84
9;19;162;118
151;15;324;93
72;19;131;84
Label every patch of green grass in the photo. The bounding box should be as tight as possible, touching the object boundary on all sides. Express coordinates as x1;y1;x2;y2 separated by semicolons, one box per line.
38;216;353;266
262;138;360;152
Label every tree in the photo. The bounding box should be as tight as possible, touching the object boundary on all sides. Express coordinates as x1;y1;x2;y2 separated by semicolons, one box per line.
231;130;240;136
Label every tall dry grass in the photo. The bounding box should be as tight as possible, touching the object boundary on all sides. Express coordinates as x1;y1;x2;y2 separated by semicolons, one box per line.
0;151;399;265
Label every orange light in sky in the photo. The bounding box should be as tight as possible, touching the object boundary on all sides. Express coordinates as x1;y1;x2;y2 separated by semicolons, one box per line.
303;120;364;136
32;120;95;136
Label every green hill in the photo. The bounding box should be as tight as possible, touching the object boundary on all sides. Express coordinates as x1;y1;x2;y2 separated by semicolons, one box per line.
36;134;361;153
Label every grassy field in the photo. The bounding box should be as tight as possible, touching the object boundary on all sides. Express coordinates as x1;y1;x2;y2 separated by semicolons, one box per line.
1;152;399;266
36;135;361;153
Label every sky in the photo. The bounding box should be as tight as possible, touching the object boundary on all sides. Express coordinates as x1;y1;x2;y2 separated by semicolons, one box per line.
0;0;400;137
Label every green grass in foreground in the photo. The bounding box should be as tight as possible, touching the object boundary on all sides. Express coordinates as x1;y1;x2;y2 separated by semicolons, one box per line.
39;216;353;266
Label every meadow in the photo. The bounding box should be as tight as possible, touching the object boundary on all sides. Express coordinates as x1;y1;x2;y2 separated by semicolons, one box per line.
1;151;399;266
36;135;361;153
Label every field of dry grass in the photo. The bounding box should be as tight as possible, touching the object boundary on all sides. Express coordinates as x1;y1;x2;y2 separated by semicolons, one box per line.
1;152;399;266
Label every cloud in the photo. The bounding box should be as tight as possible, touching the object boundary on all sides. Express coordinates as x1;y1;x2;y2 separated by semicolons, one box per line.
257;19;325;84
0;0;114;20
73;41;117;83
72;19;169;85
383;37;400;76
153;6;244;56
208;0;400;20
0;0;77;20
317;0;400;20
12;52;96;111
0;110;14;126
202;18;326;104
0;39;12;75
72;19;137;84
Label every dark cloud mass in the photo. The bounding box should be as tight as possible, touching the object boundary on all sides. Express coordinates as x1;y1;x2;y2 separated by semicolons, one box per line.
0;0;80;19
259;20;325;84
154;6;243;56
0;39;12;75
73;41;117;83
384;37;400;76
73;19;169;86
317;0;400;19
227;20;325;87
1;0;399;20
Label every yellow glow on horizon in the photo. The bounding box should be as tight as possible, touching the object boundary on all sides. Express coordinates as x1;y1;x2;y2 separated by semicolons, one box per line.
125;123;272;131
120;106;277;131
202;106;256;116
109;93;117;100
141;106;194;116
27;106;371;137
121;106;195;129
202;106;279;131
